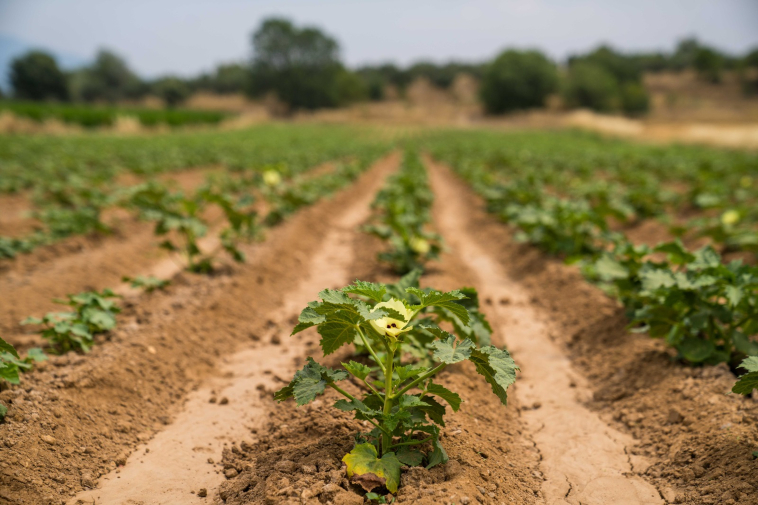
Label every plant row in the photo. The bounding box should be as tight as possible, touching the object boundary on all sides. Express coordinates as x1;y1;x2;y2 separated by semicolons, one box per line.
363;149;442;274
426;130;758;395
0;100;230;128
0;149;385;417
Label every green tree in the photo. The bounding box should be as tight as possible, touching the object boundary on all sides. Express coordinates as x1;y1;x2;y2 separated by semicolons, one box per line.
153;77;190;108
335;69;368;105
570;45;642;84
694;47;725;83
10;51;69;101
77;50;145;103
620;82;649;115
562;62;620;112
479;50;558;114
248;18;343;111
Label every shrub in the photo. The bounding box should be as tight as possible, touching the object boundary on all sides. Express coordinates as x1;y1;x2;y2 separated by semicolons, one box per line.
10;51;69;101
248;18;344;111
562;62;620;112
480;50;558;114
620;82;650;115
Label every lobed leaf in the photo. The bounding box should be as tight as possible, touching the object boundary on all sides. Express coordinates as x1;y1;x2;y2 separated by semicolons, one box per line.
343;443;401;493
430;335;474;364
468;346;519;406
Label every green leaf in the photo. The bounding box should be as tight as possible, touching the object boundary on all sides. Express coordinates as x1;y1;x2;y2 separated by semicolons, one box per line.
343;281;386;303
343;443;401;493
654;241;695;265
25;348;47;363
318;311;363;355
0;403;6;420
426;381;461;411
0;337;19;359
594;255;628;280
291;306;326;335
640;269;676;292
677;338;715;363
274;358;347;406
406;287;470;325
395;447;424;467
416;395;446;426
468;346;519;406
430;335;474;364
0;362;20;385
426;436;448;469
732;372;758;395
733;357;758;395
343;361;371;381
395;364;425;382
725;285;743;307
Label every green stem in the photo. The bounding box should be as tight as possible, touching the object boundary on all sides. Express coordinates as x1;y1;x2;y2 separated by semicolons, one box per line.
329;383;391;437
381;345;395;455
328;383;355;401
363;379;381;396
390;436;433;449
392;363;446;400
356;326;385;374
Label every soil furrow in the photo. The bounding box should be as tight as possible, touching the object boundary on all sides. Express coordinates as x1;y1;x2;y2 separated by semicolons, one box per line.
0;159;343;348
0;154;398;505
69;157;386;505
427;160;664;505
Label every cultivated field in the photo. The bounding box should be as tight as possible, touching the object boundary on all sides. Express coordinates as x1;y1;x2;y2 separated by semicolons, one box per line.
0;124;757;505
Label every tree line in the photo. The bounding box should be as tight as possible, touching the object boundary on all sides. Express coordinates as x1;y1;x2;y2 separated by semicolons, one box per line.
5;17;758;115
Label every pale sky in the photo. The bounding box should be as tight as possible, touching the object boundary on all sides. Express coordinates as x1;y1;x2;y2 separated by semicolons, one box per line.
1;0;757;78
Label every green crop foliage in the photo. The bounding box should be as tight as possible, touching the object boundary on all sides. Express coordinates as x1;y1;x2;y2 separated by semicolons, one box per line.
121;275;170;293
364;149;442;274
588;240;758;364
0;337;47;419
0;100;230;128
276;279;518;495
425;128;758;375
22;289;121;353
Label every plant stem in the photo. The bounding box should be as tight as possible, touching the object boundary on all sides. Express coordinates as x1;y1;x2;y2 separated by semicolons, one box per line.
328;383;355;401
329;383;391;437
363;379;381;396
356;326;385;374
381;345;395;455
390;436;433;449
392;363;446;399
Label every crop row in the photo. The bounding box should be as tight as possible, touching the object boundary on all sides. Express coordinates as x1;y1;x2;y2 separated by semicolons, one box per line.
0;145;386;418
274;150;515;498
0;100;230;128
0;125;392;258
426;129;758;395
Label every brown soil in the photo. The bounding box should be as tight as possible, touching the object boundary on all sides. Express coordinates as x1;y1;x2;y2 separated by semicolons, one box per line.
427;162;758;504
0;193;38;238
0;155;396;505
2;150;757;505
216;184;543;505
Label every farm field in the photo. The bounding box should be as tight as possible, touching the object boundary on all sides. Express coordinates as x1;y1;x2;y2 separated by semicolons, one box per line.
0;124;757;505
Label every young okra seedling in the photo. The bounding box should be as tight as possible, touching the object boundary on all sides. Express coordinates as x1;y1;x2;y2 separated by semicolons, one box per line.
22;289;121;353
275;280;518;495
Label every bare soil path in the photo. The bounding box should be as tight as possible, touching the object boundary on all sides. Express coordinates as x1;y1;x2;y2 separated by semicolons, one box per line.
428;160;664;505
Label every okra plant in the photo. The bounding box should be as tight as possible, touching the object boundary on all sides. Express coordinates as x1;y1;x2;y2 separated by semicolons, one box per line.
275;280;518;494
22;289;121;353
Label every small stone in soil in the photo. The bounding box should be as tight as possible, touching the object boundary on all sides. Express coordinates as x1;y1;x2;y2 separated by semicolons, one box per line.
209;397;217;404
198;488;208;497
219;397;229;405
